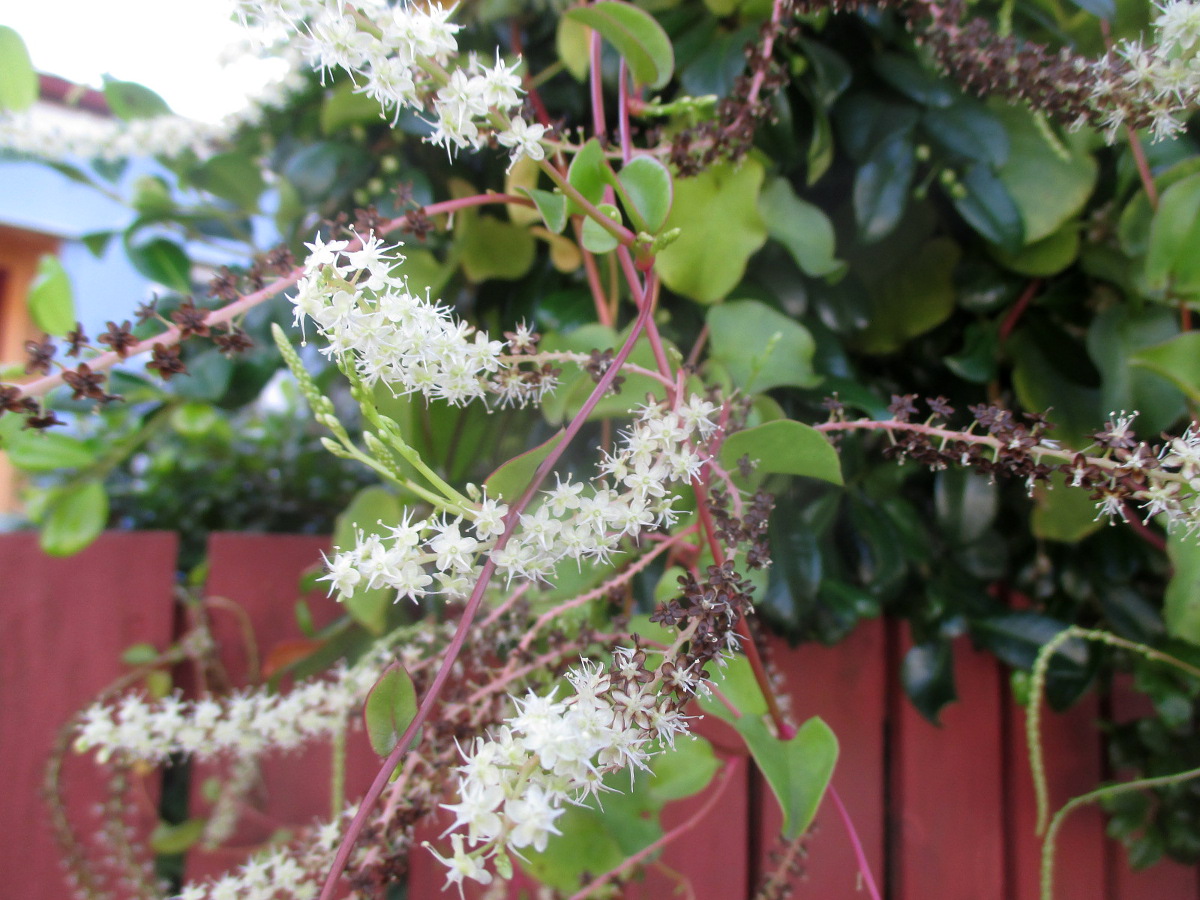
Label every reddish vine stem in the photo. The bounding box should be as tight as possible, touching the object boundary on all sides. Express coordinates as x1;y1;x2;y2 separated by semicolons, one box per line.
998;278;1042;344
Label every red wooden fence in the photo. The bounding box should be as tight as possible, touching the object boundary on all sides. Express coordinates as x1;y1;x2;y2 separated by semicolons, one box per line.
2;531;1198;899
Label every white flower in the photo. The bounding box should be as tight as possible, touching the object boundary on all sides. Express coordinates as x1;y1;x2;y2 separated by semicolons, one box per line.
497;116;547;167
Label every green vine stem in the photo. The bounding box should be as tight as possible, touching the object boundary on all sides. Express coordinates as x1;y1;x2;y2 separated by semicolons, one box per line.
1028;625;1200;899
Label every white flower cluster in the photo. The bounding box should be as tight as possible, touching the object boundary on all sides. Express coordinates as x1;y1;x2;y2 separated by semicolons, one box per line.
172;810;352;900
1084;413;1200;536
238;0;546;162
321;394;720;605
74;659;380;764
290;234;516;406
1097;0;1200;140
433;654;689;891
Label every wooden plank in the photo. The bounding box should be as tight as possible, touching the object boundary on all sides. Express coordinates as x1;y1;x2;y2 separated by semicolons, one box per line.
1109;676;1200;900
0;531;178;900
754;621;888;898
893;629;1007;900
1007;690;1108;900
186;533;380;885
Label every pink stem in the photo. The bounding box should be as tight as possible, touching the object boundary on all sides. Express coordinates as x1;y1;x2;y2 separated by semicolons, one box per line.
829;784;882;900
618;60;632;165
567;757;743;900
590;29;606;139
316;259;659;900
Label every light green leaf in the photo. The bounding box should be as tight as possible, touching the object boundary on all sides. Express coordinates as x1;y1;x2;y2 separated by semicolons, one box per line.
759;178;843;278
720;419;842;485
707;300;818;393
190;153;266;211
4;431;95;472
332;487;403;634
655;159;768;304
566;138;607;214
485;431;564;502
364;665;419;756
40;480;108;557
519;187;568;234
564;1;674;90
170;401;219;438
581;203;622;254
458;215;536;282
0;27;38;112
994;106;1097;243
320;80;383;133
28;255;76;336
556;16;592;81
700;657;837;838
1130;332;1200;404
617;156;673;233
853;134;915;243
150;818;206;855
102;76;171;120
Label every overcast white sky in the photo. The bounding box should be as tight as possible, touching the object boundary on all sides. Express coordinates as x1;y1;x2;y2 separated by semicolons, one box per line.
4;1;283;122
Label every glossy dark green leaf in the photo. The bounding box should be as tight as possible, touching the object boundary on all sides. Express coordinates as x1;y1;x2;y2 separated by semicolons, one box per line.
972;612;1088;671
707;300;819;393
952;165;1024;253
171;349;233;401
798;38;851;106
834;90;920;162
27;255;76;337
846;497;908;598
0;27;37;112
364;665;419;756
853;134;916;243
565;1;674;89
934;469;998;545
190;153;266;211
617;156;672;233
872;53;957;107
921;100;1008;166
282;142;373;205
126;238;192;293
720;419;842;485
40;480;108;557
902;640;957;724
102;76;171;120
855;238;960;354
945;321;999;383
